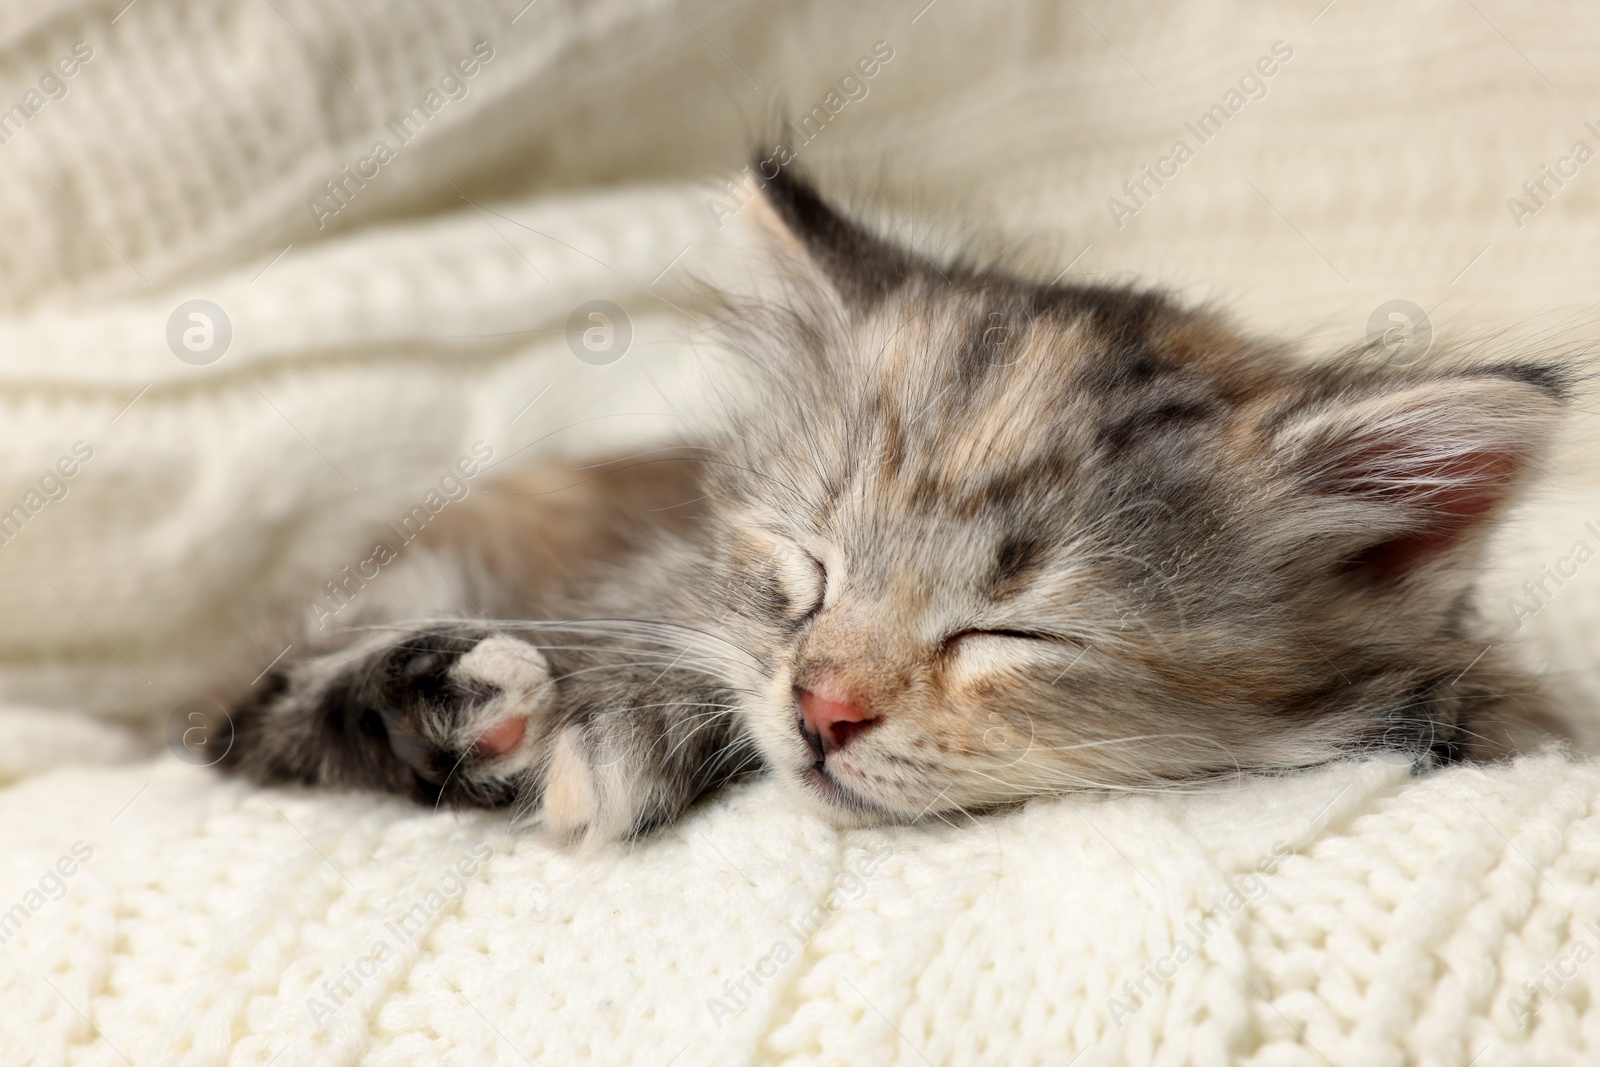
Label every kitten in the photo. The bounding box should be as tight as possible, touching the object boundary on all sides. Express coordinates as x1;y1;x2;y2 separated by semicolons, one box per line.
220;163;1568;841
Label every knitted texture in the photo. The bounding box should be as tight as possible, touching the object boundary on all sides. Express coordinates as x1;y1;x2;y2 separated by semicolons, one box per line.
2;0;1600;1063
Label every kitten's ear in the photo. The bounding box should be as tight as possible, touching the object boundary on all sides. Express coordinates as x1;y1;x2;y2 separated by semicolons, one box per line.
745;157;912;309
1270;367;1565;579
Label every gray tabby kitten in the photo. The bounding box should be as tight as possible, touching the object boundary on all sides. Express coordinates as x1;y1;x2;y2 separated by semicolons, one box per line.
221;165;1567;842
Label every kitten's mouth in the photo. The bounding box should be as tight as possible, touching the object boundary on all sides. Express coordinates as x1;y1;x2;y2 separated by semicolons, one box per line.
799;761;883;815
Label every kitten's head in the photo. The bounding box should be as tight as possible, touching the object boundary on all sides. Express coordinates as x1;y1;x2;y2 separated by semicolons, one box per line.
701;163;1566;823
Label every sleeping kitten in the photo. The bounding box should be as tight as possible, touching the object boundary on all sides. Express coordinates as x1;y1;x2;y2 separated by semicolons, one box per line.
220;164;1567;841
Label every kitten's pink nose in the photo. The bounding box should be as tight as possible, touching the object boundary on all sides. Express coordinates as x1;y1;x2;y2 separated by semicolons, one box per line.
795;684;878;755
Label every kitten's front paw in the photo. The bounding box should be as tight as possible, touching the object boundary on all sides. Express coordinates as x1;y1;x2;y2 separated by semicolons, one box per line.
227;626;738;839
430;633;556;764
368;632;561;806
228;631;559;808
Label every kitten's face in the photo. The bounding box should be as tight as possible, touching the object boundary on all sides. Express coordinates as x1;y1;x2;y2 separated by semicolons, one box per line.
702;170;1561;822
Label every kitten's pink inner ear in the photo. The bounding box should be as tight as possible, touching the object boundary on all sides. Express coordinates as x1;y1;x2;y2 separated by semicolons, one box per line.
1339;447;1523;574
1277;376;1560;579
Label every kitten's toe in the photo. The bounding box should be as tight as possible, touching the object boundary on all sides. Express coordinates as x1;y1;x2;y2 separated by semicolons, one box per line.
539;724;641;844
447;634;555;771
541;726;602;839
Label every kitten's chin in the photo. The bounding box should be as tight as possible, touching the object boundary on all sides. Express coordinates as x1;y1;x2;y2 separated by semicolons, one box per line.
780;763;898;827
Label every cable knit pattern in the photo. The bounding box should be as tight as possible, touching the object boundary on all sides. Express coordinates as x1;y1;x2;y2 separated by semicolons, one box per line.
3;0;1600;1063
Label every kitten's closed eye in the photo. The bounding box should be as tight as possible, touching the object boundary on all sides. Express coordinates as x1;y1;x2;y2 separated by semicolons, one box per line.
944;629;1059;648
942;629;1078;683
763;536;828;619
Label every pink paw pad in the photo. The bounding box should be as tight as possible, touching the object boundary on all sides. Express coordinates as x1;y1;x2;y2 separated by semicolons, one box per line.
471;716;528;760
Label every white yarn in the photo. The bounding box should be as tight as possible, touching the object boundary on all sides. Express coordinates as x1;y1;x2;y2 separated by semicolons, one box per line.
3;0;1600;1063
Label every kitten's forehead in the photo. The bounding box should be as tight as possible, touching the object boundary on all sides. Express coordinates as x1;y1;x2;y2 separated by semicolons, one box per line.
723;276;1284;602
847;283;1265;503
867;297;1095;472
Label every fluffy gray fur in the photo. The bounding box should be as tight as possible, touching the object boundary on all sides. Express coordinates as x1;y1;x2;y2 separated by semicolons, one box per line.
220;164;1569;841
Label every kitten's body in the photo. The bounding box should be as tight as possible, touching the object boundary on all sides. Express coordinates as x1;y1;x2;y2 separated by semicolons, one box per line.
221;166;1567;840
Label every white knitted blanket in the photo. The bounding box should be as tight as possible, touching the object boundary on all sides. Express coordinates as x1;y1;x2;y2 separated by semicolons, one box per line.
4;1;1600;1063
